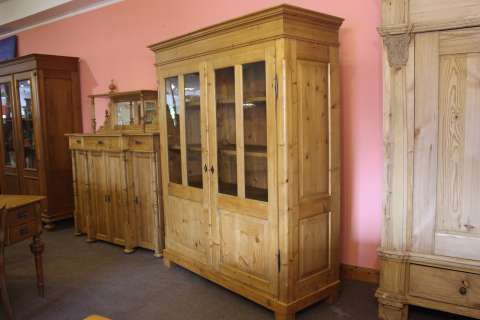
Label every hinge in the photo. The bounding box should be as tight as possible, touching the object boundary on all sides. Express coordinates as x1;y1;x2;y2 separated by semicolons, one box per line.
274;74;279;101
277;249;281;273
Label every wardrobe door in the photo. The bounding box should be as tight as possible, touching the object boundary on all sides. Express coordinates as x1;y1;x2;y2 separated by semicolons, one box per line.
0;76;20;193
412;29;480;260
159;62;210;264
208;44;278;295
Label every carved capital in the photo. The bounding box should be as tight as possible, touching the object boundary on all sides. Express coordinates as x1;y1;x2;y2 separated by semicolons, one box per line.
383;33;412;68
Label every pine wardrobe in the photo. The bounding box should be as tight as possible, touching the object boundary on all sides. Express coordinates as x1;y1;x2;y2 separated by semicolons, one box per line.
150;5;343;320
378;1;480;319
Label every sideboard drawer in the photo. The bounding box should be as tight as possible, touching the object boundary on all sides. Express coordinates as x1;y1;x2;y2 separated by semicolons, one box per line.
7;221;36;245
128;136;154;152
84;136;122;151
69;136;84;149
409;264;480;309
8;205;35;226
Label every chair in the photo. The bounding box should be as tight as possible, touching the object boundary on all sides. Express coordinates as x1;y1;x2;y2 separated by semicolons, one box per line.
0;205;14;320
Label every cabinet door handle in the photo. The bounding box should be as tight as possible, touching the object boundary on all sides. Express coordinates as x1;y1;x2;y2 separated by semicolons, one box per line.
459;280;470;295
210;165;215;174
97;140;104;145
134;140;143;145
76;140;81;144
134;196;139;204
204;164;208;173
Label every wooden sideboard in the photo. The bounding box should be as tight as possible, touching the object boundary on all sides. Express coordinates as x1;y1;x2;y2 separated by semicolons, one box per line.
68;133;163;256
151;5;343;320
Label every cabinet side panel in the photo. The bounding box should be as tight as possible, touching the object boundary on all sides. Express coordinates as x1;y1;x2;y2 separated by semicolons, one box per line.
293;41;340;300
43;71;76;218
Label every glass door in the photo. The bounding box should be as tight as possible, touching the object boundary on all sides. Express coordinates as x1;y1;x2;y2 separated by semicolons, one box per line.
14;71;40;195
0;76;20;193
159;63;211;264
208;45;278;295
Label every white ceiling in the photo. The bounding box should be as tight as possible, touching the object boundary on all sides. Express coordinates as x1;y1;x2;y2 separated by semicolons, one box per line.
0;0;122;38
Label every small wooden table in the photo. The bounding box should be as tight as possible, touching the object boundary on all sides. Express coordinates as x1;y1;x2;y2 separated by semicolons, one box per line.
0;195;46;297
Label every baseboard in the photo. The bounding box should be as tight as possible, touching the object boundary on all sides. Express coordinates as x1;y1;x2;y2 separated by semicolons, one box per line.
340;264;379;284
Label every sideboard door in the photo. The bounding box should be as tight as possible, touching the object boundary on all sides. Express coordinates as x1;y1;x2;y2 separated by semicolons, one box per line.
89;151;110;242
106;152;128;246
412;28;480;260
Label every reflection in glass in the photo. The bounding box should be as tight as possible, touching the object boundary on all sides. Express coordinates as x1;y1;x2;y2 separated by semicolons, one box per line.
116;101;133;126
185;73;202;188
0;82;15;167
18;79;36;170
243;61;268;201
215;67;237;196
144;101;157;124
165;77;182;184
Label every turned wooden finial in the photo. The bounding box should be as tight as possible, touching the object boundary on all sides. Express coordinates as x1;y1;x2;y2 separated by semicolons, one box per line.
108;79;117;93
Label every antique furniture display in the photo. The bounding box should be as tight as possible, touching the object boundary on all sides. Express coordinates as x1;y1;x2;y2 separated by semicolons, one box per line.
0;194;46;320
0;54;82;229
151;5;342;320
378;1;480;319
67;89;163;256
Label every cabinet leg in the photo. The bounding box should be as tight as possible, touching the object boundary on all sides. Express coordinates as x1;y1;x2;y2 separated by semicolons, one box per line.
326;289;339;305
274;311;295;320
43;223;55;231
123;248;135;254
0;257;14;320
30;235;45;297
154;249;163;258
163;258;175;269
86;237;96;243
379;302;408;320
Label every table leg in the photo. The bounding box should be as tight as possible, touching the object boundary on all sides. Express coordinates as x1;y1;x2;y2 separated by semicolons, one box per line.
0;263;14;319
30;235;45;297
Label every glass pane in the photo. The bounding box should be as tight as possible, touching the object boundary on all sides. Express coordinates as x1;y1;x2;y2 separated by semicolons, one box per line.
165;76;182;184
215;67;237;196
115;101;133;126
243;61;268;201
0;82;15;168
185;73;202;188
18;79;36;170
144;101;157;124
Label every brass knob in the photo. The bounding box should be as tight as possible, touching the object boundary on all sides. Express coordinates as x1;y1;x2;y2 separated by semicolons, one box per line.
97;140;104;145
459;280;470;295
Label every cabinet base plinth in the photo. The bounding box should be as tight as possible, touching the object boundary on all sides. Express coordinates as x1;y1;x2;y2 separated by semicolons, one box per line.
275;312;295;320
379;303;408;320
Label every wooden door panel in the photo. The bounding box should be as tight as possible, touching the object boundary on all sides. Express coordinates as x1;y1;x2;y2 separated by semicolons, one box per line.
297;60;330;198
75;151;90;234
166;196;209;263
413;29;480;260
89;152;109;241
106;152;127;245
219;209;272;293
209;45;278;295
131;152;156;248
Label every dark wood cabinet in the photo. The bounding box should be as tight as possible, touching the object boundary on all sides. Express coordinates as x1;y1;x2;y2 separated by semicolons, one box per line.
0;54;82;229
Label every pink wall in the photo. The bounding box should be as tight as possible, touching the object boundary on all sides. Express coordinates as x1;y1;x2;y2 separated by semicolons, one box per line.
17;0;383;269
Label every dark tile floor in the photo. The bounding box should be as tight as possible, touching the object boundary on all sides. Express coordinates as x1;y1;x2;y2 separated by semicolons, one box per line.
1;221;473;319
